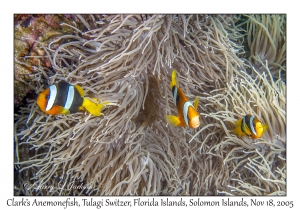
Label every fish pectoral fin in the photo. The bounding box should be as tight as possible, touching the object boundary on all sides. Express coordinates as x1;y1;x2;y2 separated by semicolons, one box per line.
193;96;199;109
82;98;106;116
165;115;183;127
262;124;268;133
74;85;85;97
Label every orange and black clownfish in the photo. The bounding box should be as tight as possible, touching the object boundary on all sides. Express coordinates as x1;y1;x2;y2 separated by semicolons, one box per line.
165;70;200;128
233;115;268;139
37;80;111;116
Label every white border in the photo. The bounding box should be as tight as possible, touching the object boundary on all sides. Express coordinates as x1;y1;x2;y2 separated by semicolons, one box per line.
3;1;298;210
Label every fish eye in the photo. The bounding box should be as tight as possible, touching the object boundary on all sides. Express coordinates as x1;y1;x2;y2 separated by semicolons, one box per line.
46;94;50;100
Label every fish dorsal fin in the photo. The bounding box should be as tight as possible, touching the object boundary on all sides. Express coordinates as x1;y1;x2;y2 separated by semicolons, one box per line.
74;85;85;97
170;70;178;90
193;96;199;109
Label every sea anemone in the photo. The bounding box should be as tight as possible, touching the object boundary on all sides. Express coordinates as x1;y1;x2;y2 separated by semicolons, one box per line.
14;14;286;196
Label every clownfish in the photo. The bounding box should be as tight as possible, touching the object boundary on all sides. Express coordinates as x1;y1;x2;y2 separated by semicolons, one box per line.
233;115;268;139
165;70;200;128
37;80;112;116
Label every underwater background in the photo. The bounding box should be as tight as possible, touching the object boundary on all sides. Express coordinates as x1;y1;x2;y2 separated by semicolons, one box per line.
14;14;286;196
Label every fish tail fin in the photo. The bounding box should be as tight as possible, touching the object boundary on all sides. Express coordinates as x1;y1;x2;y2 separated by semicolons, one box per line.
233;126;243;137
82;98;107;116
170;70;178;90
234;119;242;126
165;115;184;127
232;119;245;137
194;96;199;109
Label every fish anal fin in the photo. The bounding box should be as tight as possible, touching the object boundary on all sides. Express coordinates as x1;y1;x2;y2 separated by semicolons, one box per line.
60;107;70;115
45;105;69;115
74;85;85;97
165;115;185;127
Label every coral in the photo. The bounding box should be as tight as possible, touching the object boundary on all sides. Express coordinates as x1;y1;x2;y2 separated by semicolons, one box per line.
14;14;286;196
246;15;286;81
14;14;90;108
